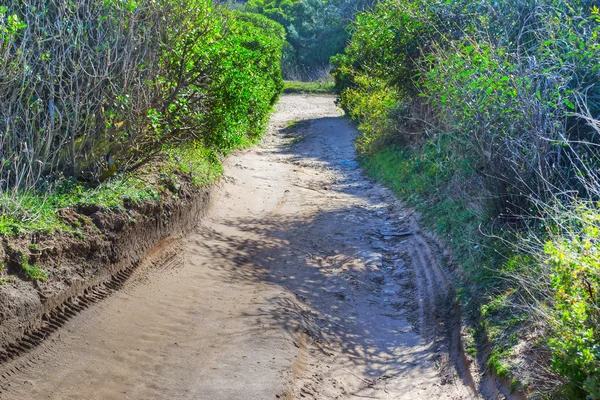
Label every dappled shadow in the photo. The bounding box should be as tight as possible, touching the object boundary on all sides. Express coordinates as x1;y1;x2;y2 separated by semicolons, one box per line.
187;207;431;384
183;112;438;393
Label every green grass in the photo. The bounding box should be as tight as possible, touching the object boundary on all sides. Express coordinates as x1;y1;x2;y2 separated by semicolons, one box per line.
164;146;223;188
0;177;160;236
283;81;336;94
0;145;223;237
20;255;48;282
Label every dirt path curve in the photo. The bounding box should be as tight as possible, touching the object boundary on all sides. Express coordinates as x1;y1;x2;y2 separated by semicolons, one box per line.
0;95;478;400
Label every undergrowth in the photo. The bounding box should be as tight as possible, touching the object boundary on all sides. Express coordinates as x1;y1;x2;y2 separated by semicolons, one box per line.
335;2;600;393
283;81;336;94
0;144;223;237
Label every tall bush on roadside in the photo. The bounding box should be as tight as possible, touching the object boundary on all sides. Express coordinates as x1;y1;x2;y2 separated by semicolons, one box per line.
334;0;600;396
0;0;284;189
204;11;285;149
0;0;217;185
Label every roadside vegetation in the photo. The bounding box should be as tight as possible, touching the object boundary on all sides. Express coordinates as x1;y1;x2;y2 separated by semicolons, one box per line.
6;0;600;397
245;0;374;81
283;81;335;95
0;0;284;276
333;0;600;397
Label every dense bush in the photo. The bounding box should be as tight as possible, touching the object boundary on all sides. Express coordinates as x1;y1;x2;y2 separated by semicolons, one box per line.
205;11;284;148
334;0;600;396
0;0;284;189
246;0;373;81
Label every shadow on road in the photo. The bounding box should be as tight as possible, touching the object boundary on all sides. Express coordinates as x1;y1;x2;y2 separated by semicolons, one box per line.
186;114;438;393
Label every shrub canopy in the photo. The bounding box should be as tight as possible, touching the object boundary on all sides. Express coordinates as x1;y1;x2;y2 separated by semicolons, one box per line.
0;0;284;187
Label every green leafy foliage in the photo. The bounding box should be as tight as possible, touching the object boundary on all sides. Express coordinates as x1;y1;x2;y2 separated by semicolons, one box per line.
20;255;48;282
0;0;284;186
247;0;374;81
164;146;223;189
545;203;600;397
204;11;285;149
0;1;285;236
335;0;600;396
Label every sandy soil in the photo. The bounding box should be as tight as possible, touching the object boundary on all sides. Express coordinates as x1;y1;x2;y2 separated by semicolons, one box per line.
0;95;478;399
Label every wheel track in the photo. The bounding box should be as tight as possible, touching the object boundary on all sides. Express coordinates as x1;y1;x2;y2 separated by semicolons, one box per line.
408;246;431;337
0;261;137;392
0;237;185;393
389;228;479;397
405;228;526;399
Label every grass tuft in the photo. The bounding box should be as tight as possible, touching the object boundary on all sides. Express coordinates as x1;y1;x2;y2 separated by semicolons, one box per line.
0;144;223;237
283;81;335;95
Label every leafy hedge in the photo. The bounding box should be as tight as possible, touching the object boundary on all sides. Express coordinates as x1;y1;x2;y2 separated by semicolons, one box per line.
333;0;600;397
0;0;284;188
245;0;373;81
205;11;284;149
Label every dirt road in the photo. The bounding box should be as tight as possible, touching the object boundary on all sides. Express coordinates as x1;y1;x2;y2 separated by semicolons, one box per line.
0;95;477;399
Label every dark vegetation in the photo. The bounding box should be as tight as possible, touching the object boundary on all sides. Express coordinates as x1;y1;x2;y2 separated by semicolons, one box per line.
244;0;373;81
0;0;284;269
333;0;600;397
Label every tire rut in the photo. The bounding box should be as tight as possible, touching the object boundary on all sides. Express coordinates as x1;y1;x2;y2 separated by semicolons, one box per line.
382;222;479;397
0;237;184;393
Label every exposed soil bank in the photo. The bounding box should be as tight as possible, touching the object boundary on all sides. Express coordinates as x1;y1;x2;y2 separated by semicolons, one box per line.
0;175;213;355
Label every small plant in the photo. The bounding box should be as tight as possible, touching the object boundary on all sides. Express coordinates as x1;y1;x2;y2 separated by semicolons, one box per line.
20;256;47;282
159;172;181;193
488;349;512;379
511;378;520;392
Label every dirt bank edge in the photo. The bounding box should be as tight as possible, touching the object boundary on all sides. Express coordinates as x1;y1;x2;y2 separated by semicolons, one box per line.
416;224;527;400
0;173;215;356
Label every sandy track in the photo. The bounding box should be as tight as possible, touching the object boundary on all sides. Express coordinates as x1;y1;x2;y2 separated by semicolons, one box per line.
0;95;477;399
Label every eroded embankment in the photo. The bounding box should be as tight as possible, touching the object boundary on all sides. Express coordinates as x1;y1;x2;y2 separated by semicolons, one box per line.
0;174;213;361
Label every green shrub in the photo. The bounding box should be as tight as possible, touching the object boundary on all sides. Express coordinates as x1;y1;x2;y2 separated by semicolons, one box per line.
0;0;284;235
0;0;284;187
335;0;600;396
204;11;285;150
544;201;600;397
0;0;214;183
